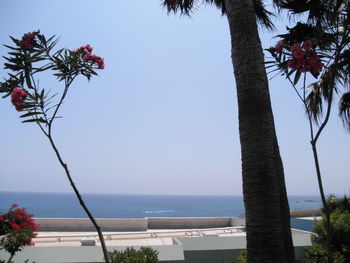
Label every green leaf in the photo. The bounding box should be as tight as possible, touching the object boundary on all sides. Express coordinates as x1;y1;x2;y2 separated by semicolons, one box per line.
287;68;296;78
294;70;302;85
22;118;47;124
19;112;43;118
3;44;20;51
9;36;19;45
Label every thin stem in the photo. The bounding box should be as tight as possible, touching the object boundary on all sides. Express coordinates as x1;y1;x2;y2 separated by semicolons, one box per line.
6;253;14;263
286;72;332;263
23;59;110;262
43;78;110;263
46;134;110;263
48;77;72;133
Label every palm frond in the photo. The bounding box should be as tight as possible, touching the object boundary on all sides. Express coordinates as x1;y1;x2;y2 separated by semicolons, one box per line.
163;0;226;15
162;0;197;15
337;49;350;86
206;0;226;14
254;0;275;30
273;0;326;24
306;82;324;123
276;23;335;50
339;92;350;131
306;64;340;123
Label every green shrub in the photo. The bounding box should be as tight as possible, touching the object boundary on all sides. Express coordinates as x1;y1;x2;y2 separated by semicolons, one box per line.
234;251;247;263
304;243;345;263
304;196;350;263
108;247;158;263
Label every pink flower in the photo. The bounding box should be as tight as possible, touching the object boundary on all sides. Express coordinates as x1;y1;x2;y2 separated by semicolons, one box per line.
287;58;305;70
19;32;38;49
11;223;20;230
22;32;37;42
296;58;306;68
11;88;27;111
303;59;313;71
291;43;301;53
81;44;93;53
83;53;92;61
11;203;19;208
97;58;105;69
287;60;299;70
274;41;284;53
292;48;305;59
20;41;34;49
302;40;313;51
311;61;323;73
74;44;104;69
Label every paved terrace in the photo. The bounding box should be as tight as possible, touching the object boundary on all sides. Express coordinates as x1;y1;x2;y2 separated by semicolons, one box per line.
32;217;246;247
33;226;246;247
1;216;316;263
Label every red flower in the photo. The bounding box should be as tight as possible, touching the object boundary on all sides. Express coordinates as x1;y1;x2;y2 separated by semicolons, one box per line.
274;41;284;53
292;48;305;59
311;61;323;73
19;32;38;50
11;87;27;111
97;57;105;69
287;59;298;70
74;44;105;69
302;40;313;51
11;203;19;208
300;59;311;71
11;223;20;230
83;44;93;52
19;40;34;49
83;53;92;61
291;43;301;53
22;32;37;42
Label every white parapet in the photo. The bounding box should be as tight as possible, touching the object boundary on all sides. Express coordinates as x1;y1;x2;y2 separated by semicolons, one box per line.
35;218;148;231
35;217;246;231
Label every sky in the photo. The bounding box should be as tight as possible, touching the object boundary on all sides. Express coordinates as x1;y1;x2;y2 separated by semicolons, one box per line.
0;0;349;196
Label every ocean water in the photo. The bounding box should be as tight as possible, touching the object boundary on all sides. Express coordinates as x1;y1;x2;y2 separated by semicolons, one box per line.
0;191;322;219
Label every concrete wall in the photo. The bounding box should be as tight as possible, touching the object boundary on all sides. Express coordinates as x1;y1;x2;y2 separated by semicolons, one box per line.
177;230;312;263
35;218;148;231
230;217;245;227
148;217;232;229
0;245;185;263
35;217;244;231
290;209;321;218
0;229;313;263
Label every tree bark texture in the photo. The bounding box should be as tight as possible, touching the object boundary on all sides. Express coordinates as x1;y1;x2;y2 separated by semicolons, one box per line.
223;0;295;262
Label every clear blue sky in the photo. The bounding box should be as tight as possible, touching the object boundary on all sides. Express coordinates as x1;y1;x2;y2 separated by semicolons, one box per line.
0;0;349;196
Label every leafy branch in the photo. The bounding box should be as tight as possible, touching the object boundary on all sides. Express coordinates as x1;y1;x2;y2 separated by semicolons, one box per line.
0;31;109;263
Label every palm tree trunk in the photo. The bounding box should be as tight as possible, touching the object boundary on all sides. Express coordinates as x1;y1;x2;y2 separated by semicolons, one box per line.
223;0;295;262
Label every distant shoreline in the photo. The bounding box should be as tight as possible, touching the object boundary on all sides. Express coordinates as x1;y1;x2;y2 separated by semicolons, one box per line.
296;200;322;203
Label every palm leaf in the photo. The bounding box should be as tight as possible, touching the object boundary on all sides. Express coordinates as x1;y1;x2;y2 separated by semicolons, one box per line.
162;0;197;15
306;82;324;123
339;92;350;131
162;0;275;30
273;0;328;25
306;64;340;123
253;0;275;30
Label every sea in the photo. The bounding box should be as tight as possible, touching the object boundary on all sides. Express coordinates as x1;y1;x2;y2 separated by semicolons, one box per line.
0;191;321;219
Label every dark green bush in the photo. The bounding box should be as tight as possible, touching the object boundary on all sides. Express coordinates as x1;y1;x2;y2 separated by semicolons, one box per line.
234;251;247;263
304;196;350;263
108;246;158;263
